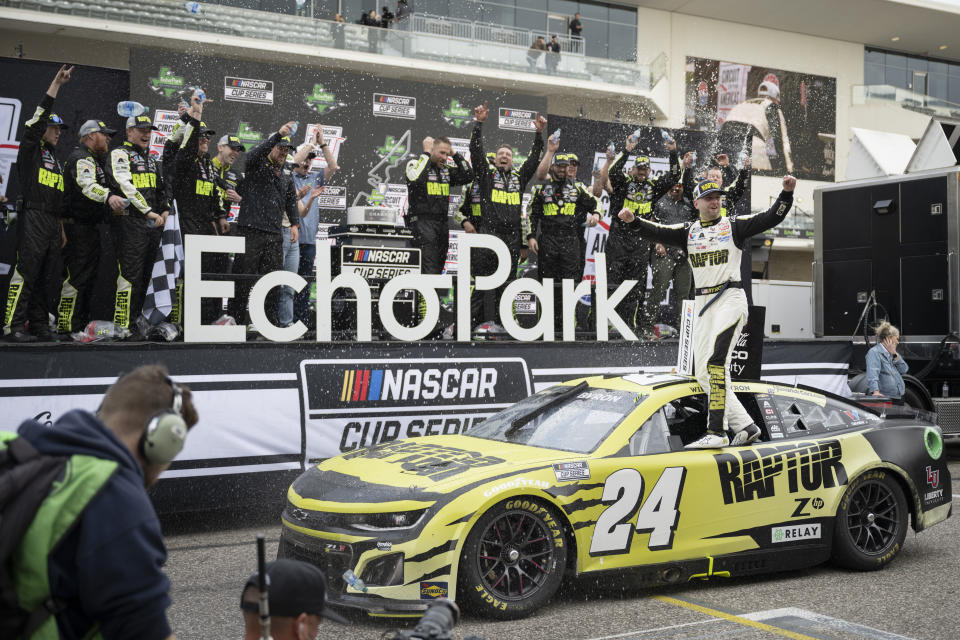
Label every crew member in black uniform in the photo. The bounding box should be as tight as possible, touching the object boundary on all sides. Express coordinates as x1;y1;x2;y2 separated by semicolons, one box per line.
464;101;545;329
171;98;224;324
228;121;299;328
212;134;245;225
597;133;679;336
57;119;127;334
107;114;168;333
528;153;599;332
4;64;72;342
404;135;473;275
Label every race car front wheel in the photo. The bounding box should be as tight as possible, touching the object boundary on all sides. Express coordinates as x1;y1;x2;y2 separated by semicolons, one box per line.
831;469;908;571
457;498;567;620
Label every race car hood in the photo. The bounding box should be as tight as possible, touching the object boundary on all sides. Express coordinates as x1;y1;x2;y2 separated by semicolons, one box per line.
290;435;578;508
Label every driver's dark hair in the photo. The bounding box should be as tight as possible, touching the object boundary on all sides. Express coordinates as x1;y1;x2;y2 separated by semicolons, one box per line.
435;136;451;145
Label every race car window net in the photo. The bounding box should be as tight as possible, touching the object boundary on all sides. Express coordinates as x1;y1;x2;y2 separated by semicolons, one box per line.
469;384;645;454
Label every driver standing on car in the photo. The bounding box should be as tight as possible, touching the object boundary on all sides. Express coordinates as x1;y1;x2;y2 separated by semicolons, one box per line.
618;174;796;448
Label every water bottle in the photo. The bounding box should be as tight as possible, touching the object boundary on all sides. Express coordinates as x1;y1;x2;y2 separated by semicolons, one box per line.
343;569;367;593
691;151;698;163
942;381;949;398
660;129;674;144
607;141;615;156
629;127;642;143
289;121;300;137
183;1;202;14
551;128;560;144
192;86;205;103
117;101;147;118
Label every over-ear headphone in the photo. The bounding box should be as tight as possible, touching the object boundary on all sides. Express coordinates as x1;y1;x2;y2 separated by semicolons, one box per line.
139;377;188;465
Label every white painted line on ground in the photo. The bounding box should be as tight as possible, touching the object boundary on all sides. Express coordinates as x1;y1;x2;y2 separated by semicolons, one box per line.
584;617;722;640
741;607;914;640
0;373;298;388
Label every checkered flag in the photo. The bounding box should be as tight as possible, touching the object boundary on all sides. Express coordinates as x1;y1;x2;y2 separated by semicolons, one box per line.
141;204;184;325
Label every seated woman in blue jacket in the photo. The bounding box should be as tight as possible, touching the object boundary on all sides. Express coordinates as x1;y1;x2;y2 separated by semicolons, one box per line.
866;321;909;401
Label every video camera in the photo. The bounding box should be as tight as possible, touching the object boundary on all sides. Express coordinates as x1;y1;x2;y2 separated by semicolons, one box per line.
382;598;484;640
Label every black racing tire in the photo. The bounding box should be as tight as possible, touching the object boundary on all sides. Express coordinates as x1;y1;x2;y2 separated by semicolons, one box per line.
901;385;927;411
831;469;908;571
457;497;567;620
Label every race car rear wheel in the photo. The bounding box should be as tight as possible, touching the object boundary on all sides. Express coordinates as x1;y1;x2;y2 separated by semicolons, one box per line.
458;498;567;620
831;469;908;571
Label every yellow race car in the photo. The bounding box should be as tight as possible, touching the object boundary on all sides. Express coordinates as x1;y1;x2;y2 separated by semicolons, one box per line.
278;373;952;619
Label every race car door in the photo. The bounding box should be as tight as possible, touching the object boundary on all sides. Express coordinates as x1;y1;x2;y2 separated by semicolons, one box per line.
581;390;771;573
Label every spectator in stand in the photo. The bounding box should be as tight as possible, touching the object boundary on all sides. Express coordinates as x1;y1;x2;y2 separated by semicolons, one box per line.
332;13;346;48
569;13;582;39
396;0;411;22
361;9;381;53
527;36;546;73
546;35;561;75
381;5;395;27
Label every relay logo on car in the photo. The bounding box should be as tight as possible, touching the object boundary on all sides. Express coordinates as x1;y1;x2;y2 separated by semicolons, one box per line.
299;358;532;458
224;76;274;104
373;93;417;119
771;523;821;543
498;107;538;131
149;66;184;98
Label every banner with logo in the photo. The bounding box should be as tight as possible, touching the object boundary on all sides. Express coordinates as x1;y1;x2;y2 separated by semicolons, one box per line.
130;48;546;224
0;339;852;513
684;56;837;181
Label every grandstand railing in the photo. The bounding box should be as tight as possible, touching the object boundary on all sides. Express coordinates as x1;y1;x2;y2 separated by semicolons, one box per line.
3;0;666;90
852;83;960;120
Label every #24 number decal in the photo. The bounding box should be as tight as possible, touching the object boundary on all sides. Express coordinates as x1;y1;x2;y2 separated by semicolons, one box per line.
589;467;686;555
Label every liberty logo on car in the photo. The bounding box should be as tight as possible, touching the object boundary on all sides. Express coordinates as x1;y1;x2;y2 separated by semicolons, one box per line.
420;581;448;599
926;466;940;489
771;523;820;543
714;440;848;505
300;358;532;458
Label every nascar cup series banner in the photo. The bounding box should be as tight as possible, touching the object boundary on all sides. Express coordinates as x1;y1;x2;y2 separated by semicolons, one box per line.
129;48;546;223
0;339;852;513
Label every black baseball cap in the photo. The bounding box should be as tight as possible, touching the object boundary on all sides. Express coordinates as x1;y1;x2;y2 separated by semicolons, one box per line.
240;559;347;623
219;135;244;150
276;135;295;149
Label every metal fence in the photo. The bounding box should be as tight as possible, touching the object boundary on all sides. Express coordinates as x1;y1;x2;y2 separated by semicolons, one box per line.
412;13;585;56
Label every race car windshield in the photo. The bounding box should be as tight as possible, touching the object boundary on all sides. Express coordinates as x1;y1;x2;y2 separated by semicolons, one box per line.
468;385;644;453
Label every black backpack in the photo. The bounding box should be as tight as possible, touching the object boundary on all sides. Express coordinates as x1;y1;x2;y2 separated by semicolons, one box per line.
0;435;69;639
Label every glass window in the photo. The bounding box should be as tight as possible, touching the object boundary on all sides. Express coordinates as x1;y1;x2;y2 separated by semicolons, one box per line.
524;0;548;10
608;22;637;62
577;2;607;21
929;71;948;100
450;0;480;22
885;52;907;68
584;22;608;58
418;0;450;17
312;0;338;20
627;407;673;455
516;6;544;31
480;4;514;25
340;0;365;22
949;76;960;104
468;384;645;454
865;62;884;85
548;0;578;16
609;4;636;26
950;63;960;79
907;57;928;73
865;49;885;64
885;65;907;89
929;60;948;75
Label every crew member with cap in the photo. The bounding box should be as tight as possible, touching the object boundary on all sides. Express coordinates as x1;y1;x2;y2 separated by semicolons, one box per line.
170;96;225;325
228;121;300;329
240;558;346;640
57;118;126;335
619;174;796;448
465;101;545;331
291;125;339;327
4;64;72;342
528;152;599;333
107;112;168;334
597;133;679;337
212;133;245;226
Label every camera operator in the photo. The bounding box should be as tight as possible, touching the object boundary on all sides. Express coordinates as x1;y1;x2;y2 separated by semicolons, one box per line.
383;598;483;640
239;559;346;639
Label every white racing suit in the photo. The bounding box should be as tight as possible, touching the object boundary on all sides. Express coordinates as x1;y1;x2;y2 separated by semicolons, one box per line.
628;190;793;436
